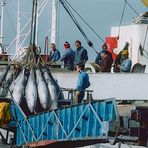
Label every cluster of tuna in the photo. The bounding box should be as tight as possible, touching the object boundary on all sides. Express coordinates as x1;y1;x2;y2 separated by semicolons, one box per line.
0;65;64;114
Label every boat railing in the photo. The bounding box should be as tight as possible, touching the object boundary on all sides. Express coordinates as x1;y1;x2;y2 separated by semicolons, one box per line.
59;88;93;107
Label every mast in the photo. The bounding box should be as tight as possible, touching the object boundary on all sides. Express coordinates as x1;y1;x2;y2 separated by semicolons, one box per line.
50;0;58;45
0;0;6;53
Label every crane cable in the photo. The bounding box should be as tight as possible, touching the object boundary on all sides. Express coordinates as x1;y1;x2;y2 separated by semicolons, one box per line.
59;0;99;55
118;0;127;39
123;0;139;16
64;0;104;43
118;0;140;39
59;0;92;45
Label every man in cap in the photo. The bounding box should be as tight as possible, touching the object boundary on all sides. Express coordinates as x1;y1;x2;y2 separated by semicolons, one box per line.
49;43;61;64
113;42;129;72
61;41;75;70
119;50;132;72
74;62;90;103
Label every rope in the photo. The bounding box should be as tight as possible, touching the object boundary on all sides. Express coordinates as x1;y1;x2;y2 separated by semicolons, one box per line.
118;0;127;39
123;0;139;16
59;0;92;45
64;0;104;43
59;0;101;55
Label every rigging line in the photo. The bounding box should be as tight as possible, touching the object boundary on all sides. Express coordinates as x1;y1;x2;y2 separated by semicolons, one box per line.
123;0;139;16
60;0;94;47
143;25;148;49
64;0;104;43
63;0;91;42
60;0;100;54
62;0;89;41
118;0;127;38
60;0;90;42
5;5;16;33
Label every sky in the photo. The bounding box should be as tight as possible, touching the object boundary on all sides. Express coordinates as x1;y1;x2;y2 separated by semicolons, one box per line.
1;0;148;61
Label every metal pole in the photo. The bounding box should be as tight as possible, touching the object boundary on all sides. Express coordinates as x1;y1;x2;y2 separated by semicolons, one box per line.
0;0;4;44
16;0;20;59
50;0;58;44
0;0;6;53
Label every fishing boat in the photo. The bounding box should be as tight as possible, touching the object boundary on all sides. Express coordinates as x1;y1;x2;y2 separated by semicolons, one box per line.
0;0;147;102
0;0;148;148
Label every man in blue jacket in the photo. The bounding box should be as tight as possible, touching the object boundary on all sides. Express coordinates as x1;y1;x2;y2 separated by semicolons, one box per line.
49;43;61;63
61;42;75;70
74;40;88;67
74;62;90;103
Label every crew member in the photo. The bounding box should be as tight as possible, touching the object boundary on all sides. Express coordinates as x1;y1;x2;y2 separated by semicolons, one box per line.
74;40;88;67
61;41;75;70
119;50;132;72
49;43;61;63
74;63;90;103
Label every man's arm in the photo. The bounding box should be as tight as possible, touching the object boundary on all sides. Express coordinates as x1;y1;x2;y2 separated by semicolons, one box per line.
82;49;88;63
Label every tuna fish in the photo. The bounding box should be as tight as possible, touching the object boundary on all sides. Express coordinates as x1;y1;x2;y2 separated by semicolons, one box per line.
0;87;7;97
46;68;64;101
4;71;14;89
0;65;10;86
12;69;26;104
8;71;21;95
43;69;57;110
25;68;37;112
36;68;50;109
0;71;14;97
0;66;10;97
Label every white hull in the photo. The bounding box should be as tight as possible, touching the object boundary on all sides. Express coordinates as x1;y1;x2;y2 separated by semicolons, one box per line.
53;72;148;101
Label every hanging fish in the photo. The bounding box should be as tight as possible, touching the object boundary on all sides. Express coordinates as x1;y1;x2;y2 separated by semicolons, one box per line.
12;69;26;104
3;71;14;89
43;69;57;110
0;71;14;97
8;69;22;96
25;68;37;112
46;68;64;101
0;87;7;97
36;68;50;109
0;65;10;86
